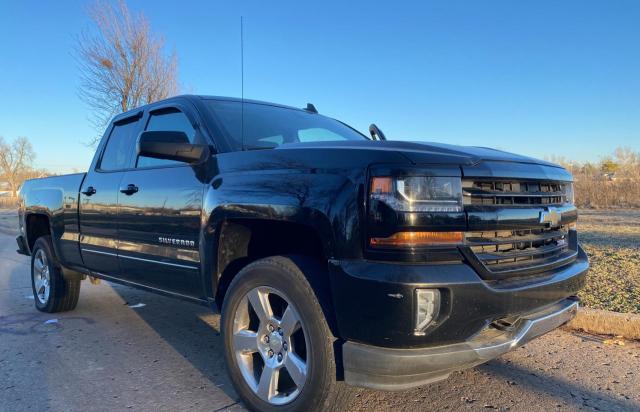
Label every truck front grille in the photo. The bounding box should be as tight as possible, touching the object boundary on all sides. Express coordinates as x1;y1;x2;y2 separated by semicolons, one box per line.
463;226;577;278
462;179;570;206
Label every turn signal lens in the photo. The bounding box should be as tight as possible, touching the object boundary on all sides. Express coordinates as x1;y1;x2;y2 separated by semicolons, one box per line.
370;231;463;248
370;177;393;194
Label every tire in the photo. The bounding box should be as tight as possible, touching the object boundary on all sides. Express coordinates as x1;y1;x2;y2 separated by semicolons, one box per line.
221;256;354;412
31;235;81;313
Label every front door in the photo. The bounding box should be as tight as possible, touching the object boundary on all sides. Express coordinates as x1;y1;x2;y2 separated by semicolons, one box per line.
116;106;205;297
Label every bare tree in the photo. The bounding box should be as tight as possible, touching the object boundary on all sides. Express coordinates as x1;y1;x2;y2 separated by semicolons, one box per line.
0;136;36;196
614;146;640;177
76;0;179;145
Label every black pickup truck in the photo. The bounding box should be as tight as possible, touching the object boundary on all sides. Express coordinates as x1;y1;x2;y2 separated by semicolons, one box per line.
17;95;588;411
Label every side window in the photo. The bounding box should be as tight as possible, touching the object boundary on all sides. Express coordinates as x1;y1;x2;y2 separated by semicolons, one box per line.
137;109;197;168
99;118;140;171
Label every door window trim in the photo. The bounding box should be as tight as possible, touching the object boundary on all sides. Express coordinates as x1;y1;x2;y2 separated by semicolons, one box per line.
92;99;214;174
95;110;144;174
132;103;201;171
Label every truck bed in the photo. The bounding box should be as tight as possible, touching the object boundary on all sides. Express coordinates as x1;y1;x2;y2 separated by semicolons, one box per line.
18;173;86;267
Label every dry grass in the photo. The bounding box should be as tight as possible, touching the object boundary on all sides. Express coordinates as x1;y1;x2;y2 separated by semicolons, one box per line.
578;209;640;314
575;178;640;209
566;307;640;340
555;147;640;208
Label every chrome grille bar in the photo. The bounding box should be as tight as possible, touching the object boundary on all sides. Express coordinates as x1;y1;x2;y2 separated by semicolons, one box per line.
463;179;570;206
464;225;575;275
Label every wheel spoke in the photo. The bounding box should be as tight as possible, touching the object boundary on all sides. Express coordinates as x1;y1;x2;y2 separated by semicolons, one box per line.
279;305;300;338
247;288;272;323
233;285;308;404
34;258;44;272
284;352;307;387
257;364;279;401
233;330;259;353
34;277;44;292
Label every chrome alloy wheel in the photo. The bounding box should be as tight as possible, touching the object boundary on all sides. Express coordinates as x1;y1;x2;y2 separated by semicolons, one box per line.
33;249;51;304
232;286;308;405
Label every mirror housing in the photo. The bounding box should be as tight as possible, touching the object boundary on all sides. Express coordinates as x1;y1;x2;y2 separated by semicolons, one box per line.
136;131;210;164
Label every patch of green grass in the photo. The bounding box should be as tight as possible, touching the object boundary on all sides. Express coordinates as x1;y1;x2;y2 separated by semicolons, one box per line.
579;245;640;314
578;209;640;314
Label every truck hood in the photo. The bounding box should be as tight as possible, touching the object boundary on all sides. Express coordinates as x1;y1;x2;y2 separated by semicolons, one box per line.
278;140;560;168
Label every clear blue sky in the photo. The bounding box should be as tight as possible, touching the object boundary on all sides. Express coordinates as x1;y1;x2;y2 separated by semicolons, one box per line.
1;0;639;173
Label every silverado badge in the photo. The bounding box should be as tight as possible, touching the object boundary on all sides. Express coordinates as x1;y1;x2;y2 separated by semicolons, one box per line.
158;237;196;247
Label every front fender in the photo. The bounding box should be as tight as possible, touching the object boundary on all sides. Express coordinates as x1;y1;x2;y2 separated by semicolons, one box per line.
199;168;365;299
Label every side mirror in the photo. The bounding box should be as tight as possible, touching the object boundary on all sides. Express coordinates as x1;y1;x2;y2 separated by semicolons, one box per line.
136;131;210;164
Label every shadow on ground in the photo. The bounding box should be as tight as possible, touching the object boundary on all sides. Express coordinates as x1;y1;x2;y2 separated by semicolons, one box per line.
108;284;240;403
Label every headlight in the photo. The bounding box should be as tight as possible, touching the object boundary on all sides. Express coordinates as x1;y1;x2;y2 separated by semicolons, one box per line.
370;176;463;212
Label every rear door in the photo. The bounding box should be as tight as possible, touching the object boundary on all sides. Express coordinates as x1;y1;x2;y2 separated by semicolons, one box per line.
79;114;142;275
116;103;206;297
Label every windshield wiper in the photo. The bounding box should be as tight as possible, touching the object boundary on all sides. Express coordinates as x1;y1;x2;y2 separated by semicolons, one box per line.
243;144;278;151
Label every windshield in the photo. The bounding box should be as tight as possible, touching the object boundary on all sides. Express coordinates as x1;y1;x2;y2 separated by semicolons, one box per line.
206;99;367;150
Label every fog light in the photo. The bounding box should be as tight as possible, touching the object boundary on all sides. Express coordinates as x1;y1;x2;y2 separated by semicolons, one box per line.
415;289;441;335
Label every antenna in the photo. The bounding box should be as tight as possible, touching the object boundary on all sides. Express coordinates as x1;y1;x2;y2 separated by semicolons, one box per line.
304;103;318;114
240;16;245;150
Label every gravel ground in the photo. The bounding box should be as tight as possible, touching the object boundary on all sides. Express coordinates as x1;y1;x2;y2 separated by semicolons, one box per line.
0;208;17;236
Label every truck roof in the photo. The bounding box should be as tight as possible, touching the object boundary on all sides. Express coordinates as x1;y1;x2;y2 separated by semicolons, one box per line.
198;95;311;112
111;94;312;124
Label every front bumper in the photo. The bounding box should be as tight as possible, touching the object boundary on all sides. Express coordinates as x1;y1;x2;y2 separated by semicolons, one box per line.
343;298;578;390
329;246;588;348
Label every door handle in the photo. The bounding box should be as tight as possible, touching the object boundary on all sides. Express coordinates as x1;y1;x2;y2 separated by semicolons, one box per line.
81;186;96;196
119;184;139;195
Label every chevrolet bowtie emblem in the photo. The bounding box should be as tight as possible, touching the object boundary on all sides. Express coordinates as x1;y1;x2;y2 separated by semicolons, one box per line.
539;207;561;227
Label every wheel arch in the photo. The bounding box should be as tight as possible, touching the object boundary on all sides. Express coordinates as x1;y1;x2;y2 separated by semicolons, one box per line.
212;217;331;302
24;213;53;253
203;214;340;337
